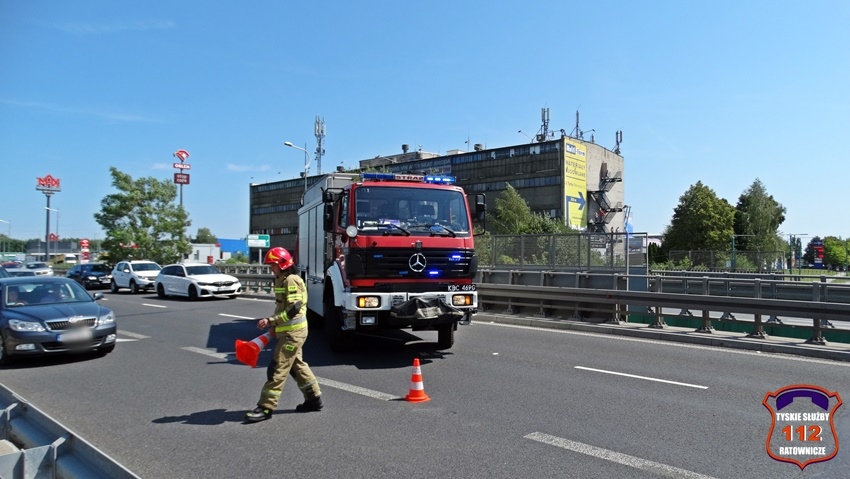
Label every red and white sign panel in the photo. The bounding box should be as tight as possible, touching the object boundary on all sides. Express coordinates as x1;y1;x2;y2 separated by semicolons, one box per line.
174;173;190;185
173;162;191;170
36;174;61;192
173;149;190;162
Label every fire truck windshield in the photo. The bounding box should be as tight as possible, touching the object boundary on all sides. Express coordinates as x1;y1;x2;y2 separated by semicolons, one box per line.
353;187;470;236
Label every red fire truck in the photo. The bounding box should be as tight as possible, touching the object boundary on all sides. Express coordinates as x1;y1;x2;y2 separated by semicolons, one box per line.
297;172;485;351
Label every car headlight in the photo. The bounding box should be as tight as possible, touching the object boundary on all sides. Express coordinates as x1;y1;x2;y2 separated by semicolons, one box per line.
87;275;98;280
8;319;46;332
97;310;116;326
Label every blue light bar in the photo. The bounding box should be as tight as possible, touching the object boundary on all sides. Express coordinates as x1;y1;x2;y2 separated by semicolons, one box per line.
360;172;456;185
424;175;456;185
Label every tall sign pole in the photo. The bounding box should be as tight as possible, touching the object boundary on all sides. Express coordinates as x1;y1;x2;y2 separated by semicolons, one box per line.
36;174;61;261
173;149;191;207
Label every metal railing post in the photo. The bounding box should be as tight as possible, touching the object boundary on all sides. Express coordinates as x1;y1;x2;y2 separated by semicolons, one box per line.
696;277;714;333
748;278;767;338
807;281;827;345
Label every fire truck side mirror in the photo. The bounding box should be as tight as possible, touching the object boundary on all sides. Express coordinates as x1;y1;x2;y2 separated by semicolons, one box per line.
475;194;486;221
323;190;339;203
323;203;334;232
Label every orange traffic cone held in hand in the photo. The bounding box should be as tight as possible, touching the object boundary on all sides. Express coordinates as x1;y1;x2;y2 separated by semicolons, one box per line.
405;358;431;403
235;331;272;368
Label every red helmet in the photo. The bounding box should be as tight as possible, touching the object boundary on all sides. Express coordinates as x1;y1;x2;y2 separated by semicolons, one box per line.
264;247;294;269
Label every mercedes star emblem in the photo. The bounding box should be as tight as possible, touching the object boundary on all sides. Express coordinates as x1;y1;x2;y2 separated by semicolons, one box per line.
408;253;427;272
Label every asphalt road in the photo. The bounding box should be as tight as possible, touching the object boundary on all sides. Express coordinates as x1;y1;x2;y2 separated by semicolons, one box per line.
2;291;849;479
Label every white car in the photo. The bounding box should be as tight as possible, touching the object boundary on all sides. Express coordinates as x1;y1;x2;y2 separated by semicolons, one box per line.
154;263;242;300
111;260;162;294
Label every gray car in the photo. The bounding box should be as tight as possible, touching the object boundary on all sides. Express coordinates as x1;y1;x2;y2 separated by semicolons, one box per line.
0;276;117;365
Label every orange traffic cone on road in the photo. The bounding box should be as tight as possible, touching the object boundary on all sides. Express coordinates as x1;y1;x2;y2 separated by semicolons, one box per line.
405;358;431;403
235;331;272;368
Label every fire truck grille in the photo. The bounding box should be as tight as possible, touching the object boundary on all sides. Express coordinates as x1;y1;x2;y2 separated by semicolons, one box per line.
347;248;476;279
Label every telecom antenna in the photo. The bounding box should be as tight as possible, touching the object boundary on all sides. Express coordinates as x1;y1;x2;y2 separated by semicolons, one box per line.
614;130;623;155
538;107;550;142
314;116;325;175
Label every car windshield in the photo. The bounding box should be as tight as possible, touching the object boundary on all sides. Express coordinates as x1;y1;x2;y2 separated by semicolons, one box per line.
26;263;50;269
133;263;161;272
86;264;111;273
0;268;9;278
4;281;93;307
186;265;221;276
8;270;35;277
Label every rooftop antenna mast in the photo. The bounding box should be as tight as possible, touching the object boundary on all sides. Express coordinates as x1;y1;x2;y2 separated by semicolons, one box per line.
537;107;550;142
614;130;623;155
314;116;325;175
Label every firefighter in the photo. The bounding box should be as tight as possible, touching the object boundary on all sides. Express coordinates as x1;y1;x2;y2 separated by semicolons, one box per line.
245;247;323;422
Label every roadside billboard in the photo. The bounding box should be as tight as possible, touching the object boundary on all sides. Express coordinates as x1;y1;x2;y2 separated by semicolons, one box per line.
563;139;587;230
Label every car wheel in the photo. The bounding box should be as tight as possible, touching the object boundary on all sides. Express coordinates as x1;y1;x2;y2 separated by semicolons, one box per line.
130;280;139;294
156;284;166;298
188;285;199;301
0;332;10;366
110;280;118;293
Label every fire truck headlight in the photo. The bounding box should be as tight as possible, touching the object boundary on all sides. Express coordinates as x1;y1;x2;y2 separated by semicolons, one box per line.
357;296;381;308
452;294;472;306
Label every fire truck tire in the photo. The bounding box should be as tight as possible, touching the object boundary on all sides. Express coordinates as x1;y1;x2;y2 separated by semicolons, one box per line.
324;303;353;352
437;324;455;349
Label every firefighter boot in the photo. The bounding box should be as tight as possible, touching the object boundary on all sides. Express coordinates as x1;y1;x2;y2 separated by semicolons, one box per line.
245;406;272;422
295;396;323;413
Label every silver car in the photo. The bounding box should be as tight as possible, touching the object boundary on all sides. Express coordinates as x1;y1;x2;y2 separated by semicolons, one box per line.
24;262;54;276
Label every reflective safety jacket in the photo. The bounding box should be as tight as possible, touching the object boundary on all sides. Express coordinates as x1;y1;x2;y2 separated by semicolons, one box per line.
270;273;308;333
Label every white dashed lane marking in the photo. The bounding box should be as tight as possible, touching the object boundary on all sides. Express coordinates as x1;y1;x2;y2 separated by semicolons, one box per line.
524;432;719;479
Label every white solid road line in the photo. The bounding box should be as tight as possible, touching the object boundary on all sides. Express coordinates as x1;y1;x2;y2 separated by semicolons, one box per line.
219;313;255;320
179;346;401;400
118;331;150;339
141;303;167;308
316;377;399;401
574;366;709;389
524;432;719;479
181;347;230;360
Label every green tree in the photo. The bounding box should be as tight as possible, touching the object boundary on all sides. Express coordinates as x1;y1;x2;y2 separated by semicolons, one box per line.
661;181;735;258
194;227;217;244
94;167;192;265
223;252;250;264
733;179;786;252
822;236;848;269
802;237;823;267
490;183;567;234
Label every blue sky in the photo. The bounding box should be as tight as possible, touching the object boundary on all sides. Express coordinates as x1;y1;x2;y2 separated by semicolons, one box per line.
2;1;848;243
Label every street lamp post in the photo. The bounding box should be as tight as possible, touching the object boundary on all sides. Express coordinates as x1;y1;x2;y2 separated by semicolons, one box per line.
788;233;807;276
45;207;59;262
0;219;9;256
730;234;756;271
284;141;313;192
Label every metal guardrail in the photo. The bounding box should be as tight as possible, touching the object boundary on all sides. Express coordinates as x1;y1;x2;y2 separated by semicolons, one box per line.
473;272;850;345
223;266;848;343
0;385;140;479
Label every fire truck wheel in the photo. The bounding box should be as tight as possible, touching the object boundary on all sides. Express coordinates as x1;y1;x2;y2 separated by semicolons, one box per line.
437;324;455;349
324;303;352;352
